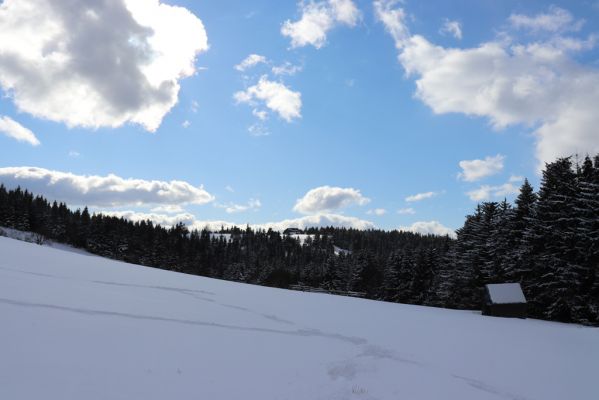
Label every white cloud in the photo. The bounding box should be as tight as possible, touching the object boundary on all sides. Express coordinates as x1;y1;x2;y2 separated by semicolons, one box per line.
150;205;185;214
248;123;270;137
108;211;374;231
405;191;437;202
217;199;261;214
68;150;81;158
225;185;235;193
509;6;583;33
252;109;269;121
397;207;415;215
102;210;197;227
376;2;599;168
367;208;387;216
234;76;302;122
0;116;40;146
293;185;370;214
399;221;456;238
235;54;267;71
182;120;191;128
281;0;360;49
440;19;462;39
260;213;374;231
191;100;199;113
374;0;410;48
272;62;303;76
509;175;524;183
0;0;208;132
458;155;505;182
466;182;519;202
0;166;214;207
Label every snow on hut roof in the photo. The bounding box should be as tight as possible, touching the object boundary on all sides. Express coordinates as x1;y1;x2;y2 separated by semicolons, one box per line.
486;283;526;304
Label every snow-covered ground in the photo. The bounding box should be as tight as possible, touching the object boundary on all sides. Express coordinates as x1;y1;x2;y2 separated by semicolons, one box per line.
0;235;597;400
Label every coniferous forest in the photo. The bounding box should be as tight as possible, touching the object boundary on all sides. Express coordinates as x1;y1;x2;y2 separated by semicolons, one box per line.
1;155;598;325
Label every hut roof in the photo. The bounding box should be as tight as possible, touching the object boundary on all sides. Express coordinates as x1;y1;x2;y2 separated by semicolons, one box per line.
486;283;526;304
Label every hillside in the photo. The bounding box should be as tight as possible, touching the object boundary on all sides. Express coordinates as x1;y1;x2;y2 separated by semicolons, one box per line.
0;236;597;400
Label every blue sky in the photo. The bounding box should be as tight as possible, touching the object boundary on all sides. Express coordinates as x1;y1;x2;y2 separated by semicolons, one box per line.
1;0;598;235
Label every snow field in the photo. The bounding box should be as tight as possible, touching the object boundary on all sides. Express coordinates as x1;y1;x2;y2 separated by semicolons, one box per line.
0;236;597;400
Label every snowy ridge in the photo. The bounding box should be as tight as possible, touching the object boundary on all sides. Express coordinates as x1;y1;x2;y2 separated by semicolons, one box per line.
0;236;597;400
0;226;94;256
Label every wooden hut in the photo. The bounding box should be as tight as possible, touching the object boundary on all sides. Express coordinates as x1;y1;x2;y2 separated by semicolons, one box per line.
482;283;527;318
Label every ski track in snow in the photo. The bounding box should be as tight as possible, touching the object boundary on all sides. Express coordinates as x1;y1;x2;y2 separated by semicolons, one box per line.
0;297;368;345
452;375;533;400
0;294;533;400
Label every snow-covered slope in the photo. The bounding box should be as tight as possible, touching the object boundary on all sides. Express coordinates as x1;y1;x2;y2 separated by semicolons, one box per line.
0;236;597;400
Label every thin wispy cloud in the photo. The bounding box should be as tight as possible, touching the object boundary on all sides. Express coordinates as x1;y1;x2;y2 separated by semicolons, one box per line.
397;207;416;215
248;123;270;137
0;116;40;146
272;62;303;76
367;208;387;216
440;19;462;39
235;54;268;72
216;199;262;214
405;191;437;202
509;6;584;33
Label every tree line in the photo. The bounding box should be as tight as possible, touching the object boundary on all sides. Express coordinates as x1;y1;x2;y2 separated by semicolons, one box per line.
0;155;597;325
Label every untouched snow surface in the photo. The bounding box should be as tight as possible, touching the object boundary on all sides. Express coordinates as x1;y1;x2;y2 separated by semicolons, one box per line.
0;236;597;400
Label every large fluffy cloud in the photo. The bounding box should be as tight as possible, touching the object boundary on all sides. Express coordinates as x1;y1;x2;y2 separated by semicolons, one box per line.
0;0;208;132
458;155;504;182
234;76;302;122
375;1;599;168
0;167;214;207
293;185;370;214
399;221;456;238
0;115;40;146
281;0;360;48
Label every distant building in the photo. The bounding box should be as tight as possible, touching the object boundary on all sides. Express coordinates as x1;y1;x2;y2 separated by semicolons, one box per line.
482;283;527;318
283;228;303;235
